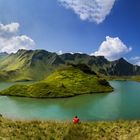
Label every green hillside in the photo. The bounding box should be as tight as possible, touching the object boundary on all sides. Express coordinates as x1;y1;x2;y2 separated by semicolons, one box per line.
0;49;140;82
0;49;63;81
0;65;113;98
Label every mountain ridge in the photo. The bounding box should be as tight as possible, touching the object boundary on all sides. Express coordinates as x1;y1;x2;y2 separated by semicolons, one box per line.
0;49;140;81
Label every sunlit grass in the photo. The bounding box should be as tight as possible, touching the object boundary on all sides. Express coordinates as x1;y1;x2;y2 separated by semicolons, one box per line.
0;65;113;98
105;76;140;82
0;116;139;140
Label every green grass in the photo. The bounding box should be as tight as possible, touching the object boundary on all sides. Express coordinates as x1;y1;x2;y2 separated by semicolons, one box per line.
104;76;140;82
0;116;139;140
0;66;113;98
129;76;140;82
0;50;55;82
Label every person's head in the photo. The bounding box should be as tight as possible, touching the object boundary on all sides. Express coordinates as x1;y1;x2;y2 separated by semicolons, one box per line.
75;116;77;118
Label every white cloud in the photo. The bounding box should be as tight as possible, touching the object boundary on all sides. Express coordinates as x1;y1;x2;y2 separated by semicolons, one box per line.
57;50;84;55
57;50;63;55
136;61;140;66
0;22;35;53
92;36;132;60
0;22;19;37
58;0;116;24
130;56;140;66
130;56;140;61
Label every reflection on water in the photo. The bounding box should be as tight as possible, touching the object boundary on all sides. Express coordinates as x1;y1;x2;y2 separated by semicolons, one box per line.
0;81;140;121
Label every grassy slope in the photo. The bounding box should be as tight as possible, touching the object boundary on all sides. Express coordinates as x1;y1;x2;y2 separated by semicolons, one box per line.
0;117;139;140
0;50;55;82
105;76;140;82
0;66;113;98
0;51;33;81
130;76;140;82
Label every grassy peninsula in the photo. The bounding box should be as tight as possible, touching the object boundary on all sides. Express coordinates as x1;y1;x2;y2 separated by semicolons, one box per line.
0;65;113;98
0;116;139;140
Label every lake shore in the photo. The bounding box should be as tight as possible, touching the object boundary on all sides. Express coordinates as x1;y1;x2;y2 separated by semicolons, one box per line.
104;76;140;82
0;116;139;140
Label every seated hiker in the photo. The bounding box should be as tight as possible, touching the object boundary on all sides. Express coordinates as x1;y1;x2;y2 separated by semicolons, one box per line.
73;116;80;124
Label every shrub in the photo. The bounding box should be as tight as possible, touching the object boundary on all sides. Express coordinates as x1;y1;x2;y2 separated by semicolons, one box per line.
98;78;110;86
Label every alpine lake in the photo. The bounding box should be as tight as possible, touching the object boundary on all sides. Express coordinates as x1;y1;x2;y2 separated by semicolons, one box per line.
0;81;140;121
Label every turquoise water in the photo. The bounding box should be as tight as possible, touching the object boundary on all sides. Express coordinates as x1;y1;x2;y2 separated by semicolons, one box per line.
0;81;140;121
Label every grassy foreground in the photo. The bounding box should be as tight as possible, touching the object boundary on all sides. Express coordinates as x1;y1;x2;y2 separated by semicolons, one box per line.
0;117;140;140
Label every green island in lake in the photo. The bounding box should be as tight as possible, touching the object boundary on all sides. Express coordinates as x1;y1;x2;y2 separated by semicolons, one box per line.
0;64;113;98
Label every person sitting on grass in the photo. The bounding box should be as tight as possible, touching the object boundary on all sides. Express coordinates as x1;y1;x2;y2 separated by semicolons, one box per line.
73;116;80;124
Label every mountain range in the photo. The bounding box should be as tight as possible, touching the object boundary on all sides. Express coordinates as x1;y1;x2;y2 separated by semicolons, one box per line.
0;49;140;81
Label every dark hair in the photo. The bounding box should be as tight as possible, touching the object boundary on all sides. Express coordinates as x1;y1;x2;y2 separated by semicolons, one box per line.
75;116;77;118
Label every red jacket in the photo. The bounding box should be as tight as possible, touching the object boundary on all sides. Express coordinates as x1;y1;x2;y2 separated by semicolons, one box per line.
73;117;80;124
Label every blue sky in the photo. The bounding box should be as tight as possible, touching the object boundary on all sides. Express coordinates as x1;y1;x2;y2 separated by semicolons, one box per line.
0;0;140;64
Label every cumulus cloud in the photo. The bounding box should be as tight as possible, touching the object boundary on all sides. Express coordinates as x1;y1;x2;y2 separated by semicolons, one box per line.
130;56;140;66
0;22;35;53
130;56;140;61
58;0;116;24
57;50;63;55
136;61;140;66
92;36;132;60
57;50;84;55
